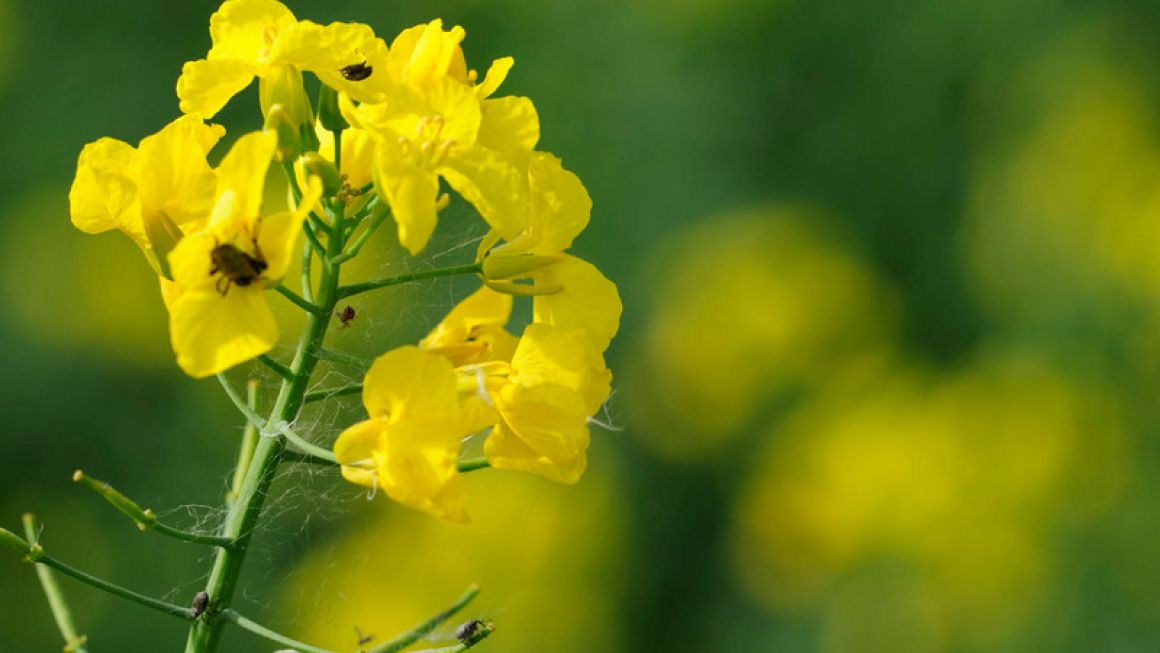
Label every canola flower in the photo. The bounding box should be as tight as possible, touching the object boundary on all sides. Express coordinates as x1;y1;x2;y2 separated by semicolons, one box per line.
3;2;621;652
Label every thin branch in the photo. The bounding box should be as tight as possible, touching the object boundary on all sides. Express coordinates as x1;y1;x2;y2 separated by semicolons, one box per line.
0;527;192;621
228;379;261;504
330;197;387;265
72;471;235;548
366;585;481;653
274;284;323;315
316;347;371;370
221;609;335;653
304;383;363;404
337;263;483;299
257;354;295;381
217;374;338;464
22;515;88;653
302;218;328;255
301;238;316;302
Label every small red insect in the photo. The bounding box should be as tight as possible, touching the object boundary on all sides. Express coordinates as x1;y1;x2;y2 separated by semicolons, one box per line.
337;305;357;328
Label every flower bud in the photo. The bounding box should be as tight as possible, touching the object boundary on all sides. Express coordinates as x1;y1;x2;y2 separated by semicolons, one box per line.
317;84;348;132
263;104;302;162
0;527;29;556
298;152;343;197
482;251;560;281
259;64;314;131
484;279;563;297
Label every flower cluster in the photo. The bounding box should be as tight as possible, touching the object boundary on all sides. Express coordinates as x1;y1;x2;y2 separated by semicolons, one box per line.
68;0;620;523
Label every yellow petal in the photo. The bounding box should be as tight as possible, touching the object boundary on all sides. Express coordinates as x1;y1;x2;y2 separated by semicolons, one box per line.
208;130;278;235
169;284;278;378
207;0;297;62
334;418;386;488
486;382;589;484
533;255;622;353
527;152;590;252
376;418;469;524
420;285;514;365
440;144;525;240
387;19;469;87
177;58;258;119
361;346;460;421
511;323;612;416
478;96;539;164
374;141;440;255
475;57;514;98
69;137;144;244
256;210;298;281
275;21;391;103
169;232;219;292
134;116;225;226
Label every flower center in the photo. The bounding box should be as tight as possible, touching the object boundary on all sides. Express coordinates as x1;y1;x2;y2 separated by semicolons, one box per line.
208;241;267;295
397;115;456;168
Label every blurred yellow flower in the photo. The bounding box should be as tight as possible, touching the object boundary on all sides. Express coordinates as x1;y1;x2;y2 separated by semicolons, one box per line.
729;353;1127;648
629;206;897;459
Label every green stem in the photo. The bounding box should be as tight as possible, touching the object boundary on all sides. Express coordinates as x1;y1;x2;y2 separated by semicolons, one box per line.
186;181;349;653
221;609;335;653
330;197;386;265
274;283;323;315
216;374;339;465
337;263;482;299
22;515;89;653
304;383;363;404
303;218;328;255
73;471;235;548
256;354;294;381
228;380;261;504
0;528;193;621
367;585;480;653
301;238;316;302
316;347;371;370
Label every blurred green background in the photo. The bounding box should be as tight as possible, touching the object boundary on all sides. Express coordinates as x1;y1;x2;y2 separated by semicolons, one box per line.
3;0;1160;651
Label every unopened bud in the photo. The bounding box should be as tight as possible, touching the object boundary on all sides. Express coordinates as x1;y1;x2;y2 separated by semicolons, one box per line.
263;105;302;162
482;251;560;281
0;527;29;556
298;153;342;197
259;64;314;131
484;279;563;297
317;84;348;132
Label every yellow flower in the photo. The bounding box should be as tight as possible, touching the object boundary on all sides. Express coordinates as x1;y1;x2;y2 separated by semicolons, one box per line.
165;130;322;378
384;19;513;98
477;324;612;484
333;346;474;523
69;115;224;276
481;153;621;351
177;0;388;119
421;289;612;484
339;19;535;255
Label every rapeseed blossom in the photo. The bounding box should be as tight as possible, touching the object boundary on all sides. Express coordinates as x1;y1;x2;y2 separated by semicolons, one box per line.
69;115;223;278
167;130;321;378
71;0;619;522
